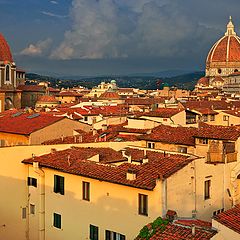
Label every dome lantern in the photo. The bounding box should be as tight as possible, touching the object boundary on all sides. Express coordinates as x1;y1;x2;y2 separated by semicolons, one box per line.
225;16;236;36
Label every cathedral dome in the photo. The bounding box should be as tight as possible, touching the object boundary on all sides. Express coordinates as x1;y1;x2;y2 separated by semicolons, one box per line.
0;33;13;62
206;17;240;77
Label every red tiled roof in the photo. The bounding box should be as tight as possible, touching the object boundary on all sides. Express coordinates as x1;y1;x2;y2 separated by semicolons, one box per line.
193;108;218;115
222;110;240;117
99;91;121;100
0;33;13;62
207;35;240;63
126;98;165;105
22;147;194;190
136;218;216;240
139;125;198;146
37;95;58;103
0;110;65;135
195;122;240;141
197;77;209;86
214;204;240;235
149;222;216;240
58;91;83;97
140;108;183;118
181;100;240;111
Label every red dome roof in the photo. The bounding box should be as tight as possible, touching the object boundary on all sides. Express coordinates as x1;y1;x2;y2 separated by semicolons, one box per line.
0;33;13;62
197;77;209;86
99;91;120;100
206;35;240;64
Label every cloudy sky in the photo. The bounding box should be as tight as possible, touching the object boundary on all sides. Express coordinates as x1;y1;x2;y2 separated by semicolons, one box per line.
0;0;240;76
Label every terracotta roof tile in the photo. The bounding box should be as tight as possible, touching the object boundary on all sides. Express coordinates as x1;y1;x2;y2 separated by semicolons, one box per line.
140;108;183;118
22;147;194;190
139;125;197;146
214;204;240;234
0;110;64;135
0;33;13;62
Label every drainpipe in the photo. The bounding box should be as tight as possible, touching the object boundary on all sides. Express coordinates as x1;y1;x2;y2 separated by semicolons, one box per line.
33;162;45;240
162;178;167;217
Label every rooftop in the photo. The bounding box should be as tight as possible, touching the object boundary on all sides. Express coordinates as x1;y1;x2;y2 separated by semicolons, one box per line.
0;110;65;135
214;204;240;235
22;147;195;190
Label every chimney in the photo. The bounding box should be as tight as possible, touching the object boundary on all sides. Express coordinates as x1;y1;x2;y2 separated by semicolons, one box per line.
79;135;83;143
126;168;137;180
142;155;148;164
33;162;39;169
192;224;196;236
102;124;108;131
67;155;71;166
122;149;132;163
93;129;97;136
51;148;57;154
61;135;64;142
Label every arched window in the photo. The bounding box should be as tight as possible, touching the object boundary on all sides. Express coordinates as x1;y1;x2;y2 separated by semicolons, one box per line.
5;65;10;82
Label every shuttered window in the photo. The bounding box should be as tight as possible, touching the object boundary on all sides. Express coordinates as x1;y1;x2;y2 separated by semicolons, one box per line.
105;230;125;240
27;177;37;187
53;213;61;229
90;225;99;240
54;175;64;195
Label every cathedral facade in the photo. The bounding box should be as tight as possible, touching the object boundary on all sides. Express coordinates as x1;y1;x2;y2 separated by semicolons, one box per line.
0;33;25;112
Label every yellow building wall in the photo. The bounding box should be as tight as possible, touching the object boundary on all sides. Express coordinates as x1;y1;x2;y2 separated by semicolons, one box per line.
214;111;240;126
0;132;29;146
0;142;142;240
28;167;163;240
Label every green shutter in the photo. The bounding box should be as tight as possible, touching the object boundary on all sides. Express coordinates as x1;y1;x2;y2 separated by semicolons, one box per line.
54;175;57;193
60;176;64;195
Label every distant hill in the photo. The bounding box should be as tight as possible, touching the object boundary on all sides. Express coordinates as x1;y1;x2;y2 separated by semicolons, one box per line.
26;71;204;90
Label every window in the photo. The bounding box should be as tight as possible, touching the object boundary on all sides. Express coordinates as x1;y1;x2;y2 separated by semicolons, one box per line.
138;194;148;216
30;204;35;214
147;142;155;149
223;115;229;121
204;180;211;200
22;207;27;219
53;213;61;229
210;115;215;121
83;181;90;201
84;116;88;121
90;225;99;240
5;65;10;82
199;138;208;145
202;115;208;122
54;175;64;195
178;146;187;153
28;177;37;187
218;68;222;74
105;230;126;240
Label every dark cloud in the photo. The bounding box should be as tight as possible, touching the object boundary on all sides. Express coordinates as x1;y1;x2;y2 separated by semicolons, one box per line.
2;0;240;75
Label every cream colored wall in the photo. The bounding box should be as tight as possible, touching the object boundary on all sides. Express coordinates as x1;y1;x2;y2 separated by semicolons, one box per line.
93;116;127;130
141;140;195;155
28;167;163;240
214;111;240;126
30;118;91;145
212;219;240;240
0;142;141;240
171;111;186;126
127;118;160;129
140;111;186;126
